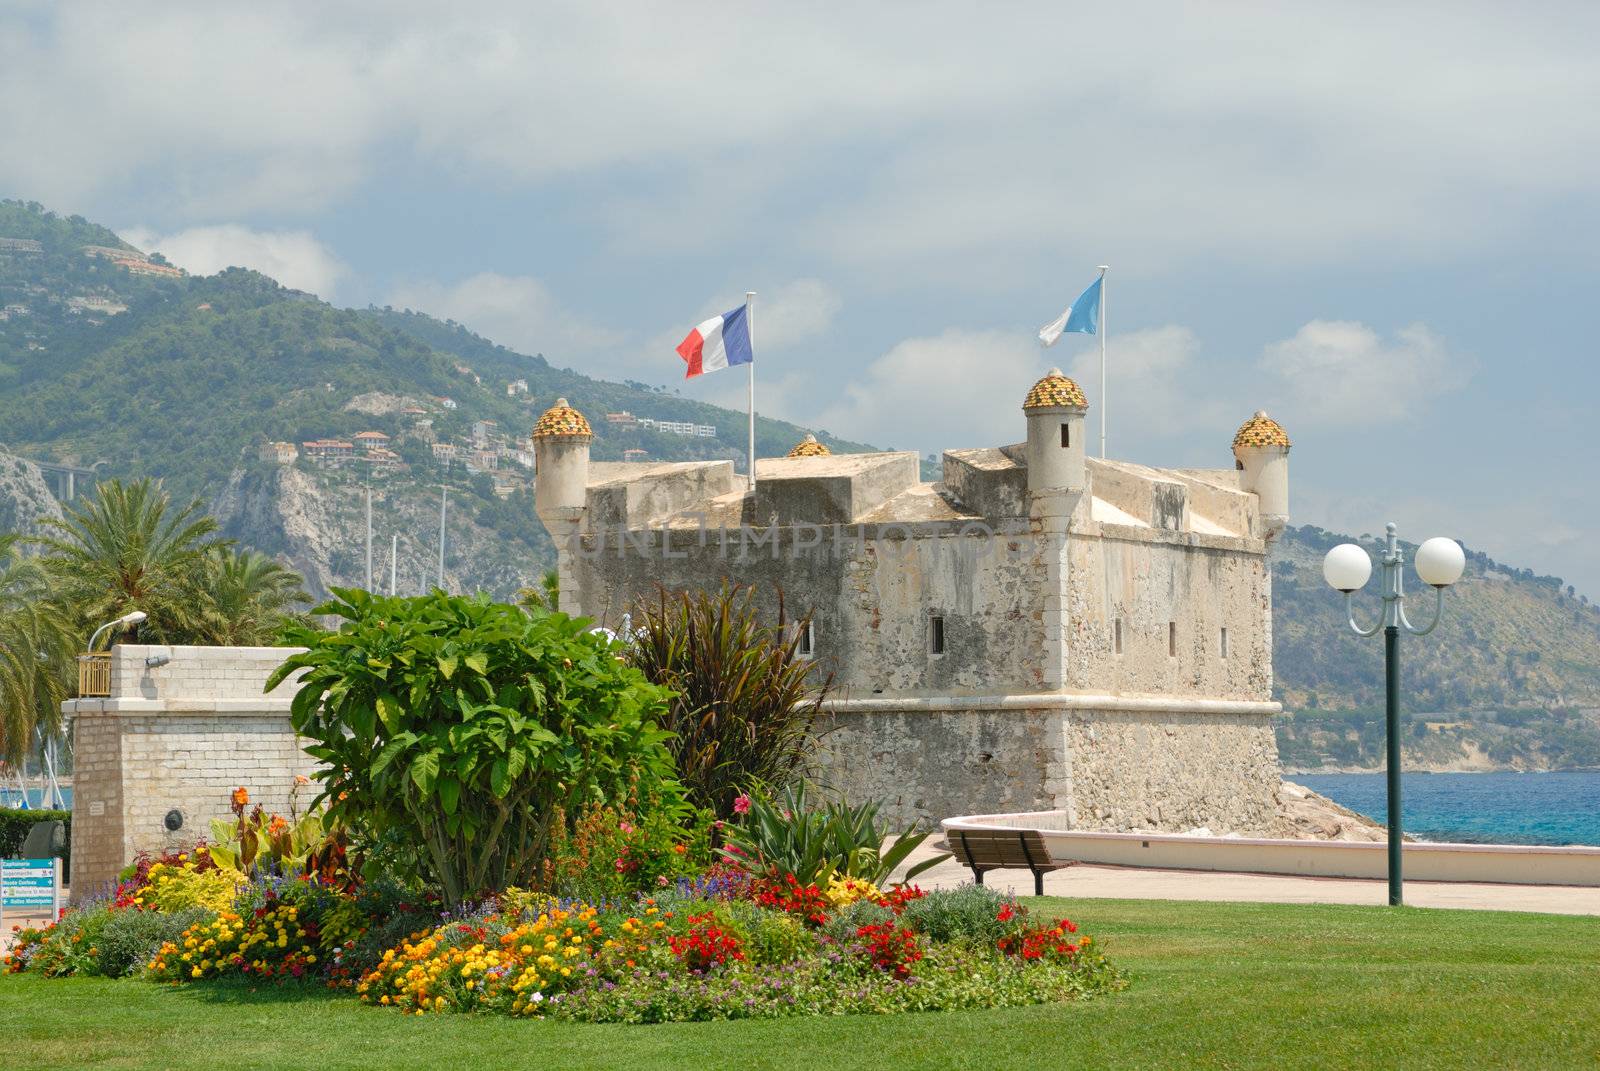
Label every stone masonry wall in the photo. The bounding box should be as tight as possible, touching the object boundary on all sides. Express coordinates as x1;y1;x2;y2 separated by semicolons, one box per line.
811;707;1069;827
1064;710;1279;833
65;645;313;899
812;699;1280;832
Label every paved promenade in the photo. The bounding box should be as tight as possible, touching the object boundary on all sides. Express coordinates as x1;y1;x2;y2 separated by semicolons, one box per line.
896;842;1600;915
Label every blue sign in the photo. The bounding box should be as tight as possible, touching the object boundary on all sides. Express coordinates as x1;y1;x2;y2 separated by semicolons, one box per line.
1;858;58;910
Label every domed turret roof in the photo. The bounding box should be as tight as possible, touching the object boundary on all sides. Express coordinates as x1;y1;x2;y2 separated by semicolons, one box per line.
1022;368;1088;410
1232;410;1291;451
532;398;593;440
787;434;831;458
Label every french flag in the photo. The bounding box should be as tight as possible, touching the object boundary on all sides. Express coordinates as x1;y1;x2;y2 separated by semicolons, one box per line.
676;303;753;378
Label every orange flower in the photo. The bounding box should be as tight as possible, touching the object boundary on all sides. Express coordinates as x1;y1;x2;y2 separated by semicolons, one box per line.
231;787;250;812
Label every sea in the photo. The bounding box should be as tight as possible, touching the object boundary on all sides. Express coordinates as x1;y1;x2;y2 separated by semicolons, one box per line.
1296;770;1600;847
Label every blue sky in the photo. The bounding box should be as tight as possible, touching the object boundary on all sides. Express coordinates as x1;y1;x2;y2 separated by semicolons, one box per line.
4;3;1598;596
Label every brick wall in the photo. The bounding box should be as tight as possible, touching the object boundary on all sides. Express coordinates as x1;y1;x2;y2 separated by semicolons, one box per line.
64;645;316;900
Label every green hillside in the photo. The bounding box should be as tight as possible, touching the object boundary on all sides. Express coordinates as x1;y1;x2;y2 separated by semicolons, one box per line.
0;199;879;505
1271;525;1600;770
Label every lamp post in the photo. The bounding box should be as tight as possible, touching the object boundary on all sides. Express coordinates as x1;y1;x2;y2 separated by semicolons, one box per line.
86;609;147;653
1322;524;1465;906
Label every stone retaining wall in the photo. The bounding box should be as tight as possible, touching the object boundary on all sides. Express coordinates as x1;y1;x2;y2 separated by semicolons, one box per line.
814;694;1280;832
63;645;313;900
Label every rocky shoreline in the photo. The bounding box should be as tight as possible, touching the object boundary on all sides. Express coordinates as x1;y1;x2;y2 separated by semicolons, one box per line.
1270;780;1388;842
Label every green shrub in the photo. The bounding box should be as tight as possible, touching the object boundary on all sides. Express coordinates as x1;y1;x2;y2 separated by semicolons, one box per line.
130;860;241;913
898;884;1014;943
819;899;896;944
718;901;818;965
722;783;946;887
0;808;70;879
546;940;1124;1023
629;584;827;819
97;907;209;977
272;589;678;907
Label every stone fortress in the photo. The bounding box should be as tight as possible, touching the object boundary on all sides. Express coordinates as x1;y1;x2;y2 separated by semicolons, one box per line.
530;371;1294;829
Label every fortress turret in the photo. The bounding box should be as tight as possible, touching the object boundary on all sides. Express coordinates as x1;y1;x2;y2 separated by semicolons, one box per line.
533;398;592;538
787;434;831;458
1232;410;1290;538
1022;368;1088;509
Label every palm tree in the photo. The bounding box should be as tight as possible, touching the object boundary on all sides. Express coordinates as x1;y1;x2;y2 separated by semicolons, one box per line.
0;534;75;763
36;478;224;643
192;546;310;646
516;568;560;612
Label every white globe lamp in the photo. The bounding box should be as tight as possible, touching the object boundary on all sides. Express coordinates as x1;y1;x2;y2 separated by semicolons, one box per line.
1414;537;1465;588
1322;543;1373;593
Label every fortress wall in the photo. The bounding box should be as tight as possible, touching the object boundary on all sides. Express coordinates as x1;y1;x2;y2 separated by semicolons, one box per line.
568;523;1051;695
63;646;314;900
815;695;1281;832
1066;523;1272;701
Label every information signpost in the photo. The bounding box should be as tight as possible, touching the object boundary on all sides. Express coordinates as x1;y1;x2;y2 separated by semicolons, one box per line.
1;857;62;932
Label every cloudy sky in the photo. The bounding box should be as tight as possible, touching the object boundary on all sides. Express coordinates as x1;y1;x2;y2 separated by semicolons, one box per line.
4;3;1598;594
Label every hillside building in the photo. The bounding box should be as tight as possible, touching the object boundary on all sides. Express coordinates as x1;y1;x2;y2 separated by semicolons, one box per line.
301;439;355;460
257;441;299;464
507;379;529;396
529;379;1293;830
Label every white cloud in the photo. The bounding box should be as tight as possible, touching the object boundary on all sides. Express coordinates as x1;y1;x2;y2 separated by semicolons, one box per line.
1062;325;1222;442
1260;321;1460;426
751;280;841;351
388;273;623;364
807;324;1206;455
812;329;1038;453
4;5;1596;274
119;224;348;297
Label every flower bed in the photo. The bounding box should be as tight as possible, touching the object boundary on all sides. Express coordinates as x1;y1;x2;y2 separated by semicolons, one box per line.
345;879;1120;1022
7;862;1121;1023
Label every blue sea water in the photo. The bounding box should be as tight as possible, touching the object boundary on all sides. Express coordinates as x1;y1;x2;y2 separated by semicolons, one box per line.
0;786;72;810
1295;771;1600;847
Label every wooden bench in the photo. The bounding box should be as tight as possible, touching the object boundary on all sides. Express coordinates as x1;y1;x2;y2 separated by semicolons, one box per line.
945;828;1071;896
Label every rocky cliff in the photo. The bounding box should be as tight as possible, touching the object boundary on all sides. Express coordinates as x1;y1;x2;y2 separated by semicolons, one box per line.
209;461;551;603
0;448;63;536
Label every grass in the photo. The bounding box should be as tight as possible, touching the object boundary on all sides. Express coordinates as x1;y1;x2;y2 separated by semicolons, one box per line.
3;897;1597;1070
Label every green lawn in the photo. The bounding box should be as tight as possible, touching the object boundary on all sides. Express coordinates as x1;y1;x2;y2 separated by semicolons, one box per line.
3;897;1597;1070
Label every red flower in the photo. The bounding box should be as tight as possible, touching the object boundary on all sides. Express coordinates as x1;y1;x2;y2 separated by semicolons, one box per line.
855;923;923;979
732;794;752;815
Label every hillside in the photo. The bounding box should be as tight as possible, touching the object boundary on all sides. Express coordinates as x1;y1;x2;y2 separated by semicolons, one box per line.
0;200;881;597
1271;525;1600;772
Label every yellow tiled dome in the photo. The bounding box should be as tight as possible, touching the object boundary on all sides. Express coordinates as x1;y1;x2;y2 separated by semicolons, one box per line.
1232;410;1291;451
787;434;831;458
532;398;593;440
1022;368;1088;410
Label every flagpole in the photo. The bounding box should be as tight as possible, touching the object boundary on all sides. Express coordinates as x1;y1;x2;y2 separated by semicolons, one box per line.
745;290;756;494
1097;264;1109;458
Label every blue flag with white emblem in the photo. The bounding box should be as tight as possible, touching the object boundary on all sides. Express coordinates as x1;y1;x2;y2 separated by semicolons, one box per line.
1038;276;1102;347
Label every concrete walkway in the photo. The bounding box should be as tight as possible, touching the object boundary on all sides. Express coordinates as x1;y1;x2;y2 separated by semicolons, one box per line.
895;842;1600;915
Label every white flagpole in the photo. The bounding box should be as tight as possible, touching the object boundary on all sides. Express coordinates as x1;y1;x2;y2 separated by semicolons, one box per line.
745;290;757;493
1097;264;1109;458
